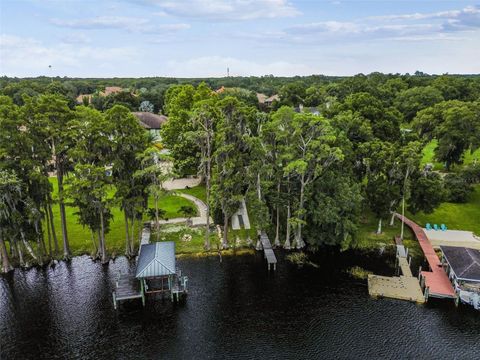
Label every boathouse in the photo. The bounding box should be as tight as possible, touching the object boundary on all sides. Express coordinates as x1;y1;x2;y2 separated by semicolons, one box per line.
112;233;188;309
440;246;480;309
136;242;188;301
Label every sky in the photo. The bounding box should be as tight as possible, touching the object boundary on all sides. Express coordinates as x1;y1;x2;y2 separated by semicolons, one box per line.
0;0;479;78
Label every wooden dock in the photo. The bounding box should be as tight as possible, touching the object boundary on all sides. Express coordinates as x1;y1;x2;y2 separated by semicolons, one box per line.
368;235;425;304
112;274;145;310
259;231;277;271
395;214;456;299
368;274;425;303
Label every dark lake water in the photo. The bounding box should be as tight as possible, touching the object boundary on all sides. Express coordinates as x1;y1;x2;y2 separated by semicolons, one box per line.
1;249;480;359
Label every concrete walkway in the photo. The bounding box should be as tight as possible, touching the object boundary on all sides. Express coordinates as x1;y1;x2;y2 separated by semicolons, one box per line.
163;177;202;190
425;229;480;250
157;192;212;227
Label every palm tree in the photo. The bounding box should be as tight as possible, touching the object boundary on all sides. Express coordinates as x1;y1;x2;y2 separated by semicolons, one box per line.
0;170;22;273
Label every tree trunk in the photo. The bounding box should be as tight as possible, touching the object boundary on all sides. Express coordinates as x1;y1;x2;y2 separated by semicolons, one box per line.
90;231;98;254
377;218;382;235
154;194;160;241
15;238;25;267
0;230;13;273
44;205;53;256
274;181;281;247
124;209;131;257
130;217;135;254
21;231;38;262
99;208;107;264
96;230;101;258
222;212;229;249
204;154;211;250
56;164;70;259
47;202;59;255
294;177;306;249
284;205;292;249
389;212;396;226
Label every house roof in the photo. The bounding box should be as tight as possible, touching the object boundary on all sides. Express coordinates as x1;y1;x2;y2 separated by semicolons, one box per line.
136;242;176;278
132;112;168;129
441;246;480;281
265;94;279;103
256;93;268;103
76;94;93;103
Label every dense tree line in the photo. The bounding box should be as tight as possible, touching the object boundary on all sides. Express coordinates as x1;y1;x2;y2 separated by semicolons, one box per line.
1;73;480;271
0;93;154;272
160;75;480;251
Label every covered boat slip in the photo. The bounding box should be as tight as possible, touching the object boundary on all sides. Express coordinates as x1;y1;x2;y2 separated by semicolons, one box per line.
136;242;188;301
441;246;480;309
112;227;188;309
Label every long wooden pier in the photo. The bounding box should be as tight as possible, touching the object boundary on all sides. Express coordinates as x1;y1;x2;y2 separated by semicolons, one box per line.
395;214;455;299
259;231;277;271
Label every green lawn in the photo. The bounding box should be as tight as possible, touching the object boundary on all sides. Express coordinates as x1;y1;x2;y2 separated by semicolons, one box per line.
409;185;480;237
421;140;480;171
47;178;198;256
177;185;207;203
355;211;414;248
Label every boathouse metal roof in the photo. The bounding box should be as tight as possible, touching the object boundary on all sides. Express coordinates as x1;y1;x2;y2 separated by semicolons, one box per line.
136;242;176;278
441;246;480;282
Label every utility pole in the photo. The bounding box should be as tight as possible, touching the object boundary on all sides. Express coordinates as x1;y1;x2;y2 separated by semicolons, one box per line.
227;67;229;77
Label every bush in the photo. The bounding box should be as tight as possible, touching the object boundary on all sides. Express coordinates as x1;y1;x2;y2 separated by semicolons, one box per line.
460;165;480;185
444;173;473;203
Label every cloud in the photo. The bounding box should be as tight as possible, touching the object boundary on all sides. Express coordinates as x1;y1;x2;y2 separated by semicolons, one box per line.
0;34;138;76
60;32;91;44
135;0;300;20
50;16;190;34
368;5;480;32
165;56;314;77
250;5;480;44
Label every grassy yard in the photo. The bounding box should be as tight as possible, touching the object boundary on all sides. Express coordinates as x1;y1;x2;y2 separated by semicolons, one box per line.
355;211;415;247
47;178;198;256
421;140;480;171
409;185;480;237
177;185;207;203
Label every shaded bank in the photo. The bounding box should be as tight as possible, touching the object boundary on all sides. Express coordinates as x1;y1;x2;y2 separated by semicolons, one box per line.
1;250;480;359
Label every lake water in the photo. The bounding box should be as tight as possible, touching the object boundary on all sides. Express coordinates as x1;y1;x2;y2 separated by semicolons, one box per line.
1;250;480;359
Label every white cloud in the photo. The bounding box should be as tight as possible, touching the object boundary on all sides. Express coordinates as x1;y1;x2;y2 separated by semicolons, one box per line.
137;0;300;20
0;34;138;77
368;5;480;32
165;56;314;77
50;16;190;34
253;5;480;44
60;32;91;44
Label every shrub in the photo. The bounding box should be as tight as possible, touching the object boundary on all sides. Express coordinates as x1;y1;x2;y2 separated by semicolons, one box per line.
460;165;480;185
444;173;473;203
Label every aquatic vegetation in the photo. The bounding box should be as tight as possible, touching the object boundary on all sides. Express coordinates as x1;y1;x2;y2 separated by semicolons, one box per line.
286;252;319;268
346;266;373;280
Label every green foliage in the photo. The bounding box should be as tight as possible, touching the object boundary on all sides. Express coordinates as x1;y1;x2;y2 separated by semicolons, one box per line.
443;173;473;203
408;171;445;214
396;86;444;121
